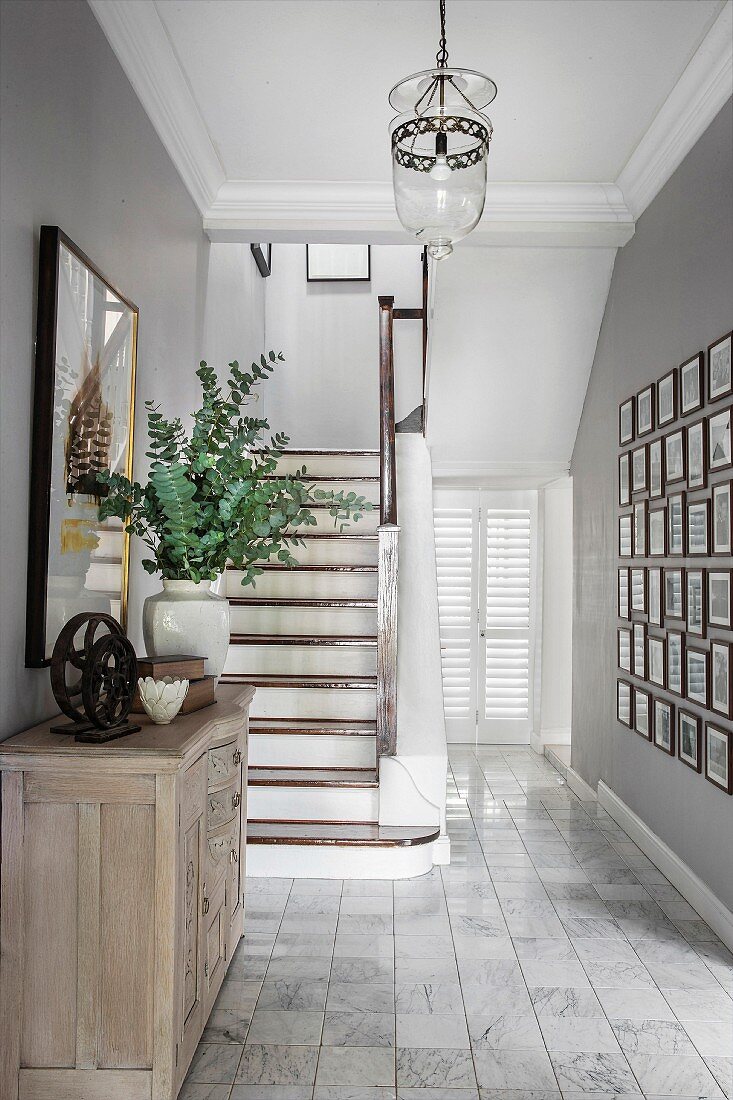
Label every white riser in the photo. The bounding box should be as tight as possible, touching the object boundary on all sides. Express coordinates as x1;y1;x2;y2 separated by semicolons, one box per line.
267;539;378;566
250;686;375;721
249;733;376;768
86;562;122;591
229;605;376;636
274;454;379;478
92;528;124;558
248;785;378;821
247;840;436;879
227;570;378;599
224;644;376;677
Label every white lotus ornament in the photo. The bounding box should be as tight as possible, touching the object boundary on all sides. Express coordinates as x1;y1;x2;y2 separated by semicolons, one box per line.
137;676;189;725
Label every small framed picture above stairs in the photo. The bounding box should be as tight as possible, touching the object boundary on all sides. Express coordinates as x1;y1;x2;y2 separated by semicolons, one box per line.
222;449;440;877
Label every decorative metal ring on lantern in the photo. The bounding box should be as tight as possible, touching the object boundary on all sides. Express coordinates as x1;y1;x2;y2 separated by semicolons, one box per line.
388;1;497;260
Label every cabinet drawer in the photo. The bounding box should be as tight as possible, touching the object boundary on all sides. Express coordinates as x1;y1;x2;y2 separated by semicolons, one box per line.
208;740;242;786
208;777;241;831
207;817;239;889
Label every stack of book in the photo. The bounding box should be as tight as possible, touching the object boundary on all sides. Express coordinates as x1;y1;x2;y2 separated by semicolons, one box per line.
132;655;215;715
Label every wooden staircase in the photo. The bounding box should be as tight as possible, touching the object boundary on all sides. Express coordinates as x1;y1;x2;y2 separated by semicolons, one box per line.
221;448;439;876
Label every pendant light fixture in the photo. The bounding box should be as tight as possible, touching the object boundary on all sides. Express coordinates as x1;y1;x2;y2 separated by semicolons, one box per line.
389;0;496;259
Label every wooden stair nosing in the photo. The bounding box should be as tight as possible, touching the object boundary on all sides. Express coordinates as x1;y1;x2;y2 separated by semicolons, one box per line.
247;820;441;847
229;633;377;647
249;718;376;737
226;564;377;573
294;533;378;540
228;597;377;608
265;448;380;457
220;673;376;689
261;474;380;482
248;766;378;788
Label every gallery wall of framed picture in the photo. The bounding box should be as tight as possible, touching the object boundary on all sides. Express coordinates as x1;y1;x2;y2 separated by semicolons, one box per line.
617;328;733;795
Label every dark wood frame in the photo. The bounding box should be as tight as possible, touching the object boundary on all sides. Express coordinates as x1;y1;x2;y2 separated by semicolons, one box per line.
665;428;686;485
710;640;732;720
663;567;685;622
648;505;667;557
26;226;138;668
686;646;709;708
648;634;666;689
678;709;702;772
618;451;631;507
619;514;633;559
666;629;685;698
631;443;648;493
667;491;686;556
687;498;710;556
250;243;272;277
648;566;662;627
705;723;733;793
679;351;704;415
708;406;732;471
631;567;647;614
633;621;647;679
712;480;732;555
618;567;630;619
634;500;648;557
686;568;706;638
657;368;677;427
649;437;665;499
636;383;655;437
619;397;635;445
618;627;632;673
653;698;675;755
708;568;733;628
306;244;371;282
634;687;651;740
707;330;733;404
617;678;633;728
686;417;708;490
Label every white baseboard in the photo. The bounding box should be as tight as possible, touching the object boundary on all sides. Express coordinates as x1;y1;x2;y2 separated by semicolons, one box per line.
598;780;733;952
542;726;572;745
530;731;543;755
565;766;597;803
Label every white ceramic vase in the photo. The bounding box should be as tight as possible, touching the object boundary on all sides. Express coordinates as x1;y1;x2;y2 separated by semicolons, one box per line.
142;579;230;681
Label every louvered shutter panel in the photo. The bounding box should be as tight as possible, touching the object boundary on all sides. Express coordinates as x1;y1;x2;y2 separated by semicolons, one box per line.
433;492;478;741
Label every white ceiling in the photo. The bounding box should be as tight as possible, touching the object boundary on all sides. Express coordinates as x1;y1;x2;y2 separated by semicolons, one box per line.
155;0;723;184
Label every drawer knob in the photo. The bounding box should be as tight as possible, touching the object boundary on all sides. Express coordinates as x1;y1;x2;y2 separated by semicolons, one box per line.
233;750;242;766
232;792;241;809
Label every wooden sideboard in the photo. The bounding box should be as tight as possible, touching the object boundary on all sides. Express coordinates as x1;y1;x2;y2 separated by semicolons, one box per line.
0;683;254;1100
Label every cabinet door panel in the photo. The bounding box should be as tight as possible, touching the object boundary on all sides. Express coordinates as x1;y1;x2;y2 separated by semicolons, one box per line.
203;880;227;1013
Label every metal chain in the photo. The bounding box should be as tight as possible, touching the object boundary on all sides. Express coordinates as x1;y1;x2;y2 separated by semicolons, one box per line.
435;0;448;68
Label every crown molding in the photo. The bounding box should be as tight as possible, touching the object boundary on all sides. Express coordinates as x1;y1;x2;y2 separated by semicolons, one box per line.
617;1;733;220
430;459;570;488
88;0;225;214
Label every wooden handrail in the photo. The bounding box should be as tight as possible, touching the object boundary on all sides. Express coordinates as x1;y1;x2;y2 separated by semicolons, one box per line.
378;296;397;527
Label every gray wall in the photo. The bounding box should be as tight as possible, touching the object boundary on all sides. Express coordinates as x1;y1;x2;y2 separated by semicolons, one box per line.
571;100;733;909
0;0;210;739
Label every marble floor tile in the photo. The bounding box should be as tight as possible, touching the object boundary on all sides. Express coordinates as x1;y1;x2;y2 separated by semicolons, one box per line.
327;983;395;1014
340;896;394;916
235;1044;319;1086
461;977;533;1016
231;1087;313;1100
394;934;456;958
335;933;396;958
289;878;342;896
257;980;328;1012
513;936;578;962
245;1008;323;1047
611;1018;697;1056
539;1015;621;1053
315;1089;396;1100
316;1045;396;1086
396;1047;476;1088
467;1013;544;1050
705;1056;733;1098
396;1012;470;1049
595;986;677;1021
520;959;590;987
628;1052;725;1096
179;1086;231;1100
395;957;459;983
581;958;656;989
452;934;517;959
265;956;333;982
338;914;394;935
472;1048;557;1090
271;933;334;958
341;880;393;897
398;1089;479;1100
530;986;604;1018
186;1043;243;1083
330;958;394;984
549;1051;641;1094
682;1018;733;1057
394;980;465;1015
322;1010;395;1047
661;987;733;1021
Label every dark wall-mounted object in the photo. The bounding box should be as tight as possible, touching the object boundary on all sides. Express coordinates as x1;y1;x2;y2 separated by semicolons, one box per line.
306;244;371;282
251;243;272;277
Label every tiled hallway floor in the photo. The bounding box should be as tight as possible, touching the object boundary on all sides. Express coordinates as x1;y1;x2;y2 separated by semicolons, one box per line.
182;746;733;1100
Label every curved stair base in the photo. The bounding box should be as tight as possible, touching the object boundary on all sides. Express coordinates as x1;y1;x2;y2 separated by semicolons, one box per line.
246;822;441;879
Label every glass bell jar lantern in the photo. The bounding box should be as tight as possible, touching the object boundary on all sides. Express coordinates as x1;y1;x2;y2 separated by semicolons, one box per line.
389;0;497;260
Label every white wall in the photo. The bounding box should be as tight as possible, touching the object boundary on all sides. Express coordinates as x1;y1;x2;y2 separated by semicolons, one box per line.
538;476;573;748
264;244;423;448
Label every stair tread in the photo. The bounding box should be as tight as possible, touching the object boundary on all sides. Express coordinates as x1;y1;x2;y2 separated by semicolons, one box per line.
249;767;378;788
247;821;441;847
221;673;376;688
250;718;376;736
230;633;377;646
227;564;377;572
229;598;377;608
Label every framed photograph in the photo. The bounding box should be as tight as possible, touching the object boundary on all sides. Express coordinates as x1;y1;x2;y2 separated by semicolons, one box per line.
630;567;646;613
665;429;686;484
634;500;647;557
306;243;371;282
618;567;630;619
708;569;732;628
619;514;633;558
633;621;647;678
708;331;732;403
705;724;732;793
634;688;651;740
712;481;732;555
711;641;732;719
250;243;272;277
657;369;677;427
648;506;666;556
686;647;708;708
637;384;654;436
618;627;632;672
686;568;705;637
618;452;631;507
680;352;704;415
617;679;633;728
663;567;684;620
26;226;138;667
678;709;702;772
648;635;665;687
667;492;685;556
654;698;675;755
649;438;665;499
632;444;648;493
686;419;707;490
619;397;635;445
709;407;732;471
687;499;710;556
648;567;662;627
666;630;685;697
